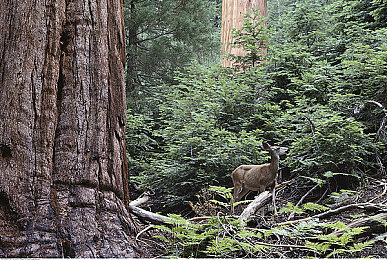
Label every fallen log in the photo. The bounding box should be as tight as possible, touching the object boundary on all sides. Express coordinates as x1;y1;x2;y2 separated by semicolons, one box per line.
331;212;387;236
129;200;215;226
129;195;150;207
129;204;171;225
239;191;272;224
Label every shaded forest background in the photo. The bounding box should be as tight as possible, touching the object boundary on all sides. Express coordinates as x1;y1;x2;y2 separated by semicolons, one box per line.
124;0;387;257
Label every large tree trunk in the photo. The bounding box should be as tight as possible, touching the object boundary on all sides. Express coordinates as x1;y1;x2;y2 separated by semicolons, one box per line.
0;0;135;257
221;0;267;67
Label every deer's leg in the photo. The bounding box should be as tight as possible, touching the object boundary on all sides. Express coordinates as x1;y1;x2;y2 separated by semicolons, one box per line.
233;184;242;202
236;186;250;212
259;186;266;217
272;180;278;216
232;183;243;213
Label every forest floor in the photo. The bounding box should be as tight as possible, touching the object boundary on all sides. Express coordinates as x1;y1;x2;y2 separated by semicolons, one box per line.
130;175;387;258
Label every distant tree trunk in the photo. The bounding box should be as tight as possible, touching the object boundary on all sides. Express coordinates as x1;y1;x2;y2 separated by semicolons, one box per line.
0;0;135;257
221;0;267;67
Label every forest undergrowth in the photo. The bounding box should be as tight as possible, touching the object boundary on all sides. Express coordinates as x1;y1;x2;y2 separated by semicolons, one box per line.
126;0;387;257
133;176;387;258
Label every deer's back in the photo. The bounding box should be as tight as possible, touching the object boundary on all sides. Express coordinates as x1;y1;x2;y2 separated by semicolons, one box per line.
232;163;275;191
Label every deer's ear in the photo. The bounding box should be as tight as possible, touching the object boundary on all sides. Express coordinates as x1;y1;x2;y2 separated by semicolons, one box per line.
261;142;271;150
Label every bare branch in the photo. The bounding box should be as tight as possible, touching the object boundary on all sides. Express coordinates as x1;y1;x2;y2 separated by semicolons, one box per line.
288;183;320;220
278;202;384;226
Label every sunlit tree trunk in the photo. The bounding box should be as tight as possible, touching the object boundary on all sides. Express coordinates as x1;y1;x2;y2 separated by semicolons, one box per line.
0;0;135;257
221;0;267;67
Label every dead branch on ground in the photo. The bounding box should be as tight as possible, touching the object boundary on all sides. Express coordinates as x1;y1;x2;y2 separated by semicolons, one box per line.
331;212;387;236
278;202;384;226
239;191;272;225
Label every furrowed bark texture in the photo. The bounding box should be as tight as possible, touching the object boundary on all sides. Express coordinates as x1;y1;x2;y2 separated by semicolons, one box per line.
0;0;135;257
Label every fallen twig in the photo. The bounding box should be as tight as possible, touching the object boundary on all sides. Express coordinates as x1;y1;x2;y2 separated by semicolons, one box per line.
316;188;329;204
187;216;213;222
278;202;383;226
369;182;387;203
288;183;320;220
254;241;309;249
135;225;155;241
219;213;258;257
277;178;296;189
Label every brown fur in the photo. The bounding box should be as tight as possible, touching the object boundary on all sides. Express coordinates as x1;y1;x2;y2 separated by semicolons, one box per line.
231;142;288;213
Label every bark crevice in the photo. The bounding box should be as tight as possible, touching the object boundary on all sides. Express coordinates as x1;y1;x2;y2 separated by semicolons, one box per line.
0;143;12;159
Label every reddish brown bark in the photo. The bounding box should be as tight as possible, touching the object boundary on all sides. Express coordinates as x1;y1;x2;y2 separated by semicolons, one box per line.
0;0;135;257
221;0;267;67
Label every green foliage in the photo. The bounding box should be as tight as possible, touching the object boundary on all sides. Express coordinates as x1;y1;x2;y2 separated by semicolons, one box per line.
126;0;387;211
155;213;269;258
131;64;280;208
306;222;373;258
208;186;233;209
279;202;304;215
285;107;379;178
302;202;329;212
124;0;222;95
205;185;253;211
328;189;357;204
155;197;375;258
225;9;268;70
279;201;329;216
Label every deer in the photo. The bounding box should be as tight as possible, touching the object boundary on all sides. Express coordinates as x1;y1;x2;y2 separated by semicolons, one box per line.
231;141;289;215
